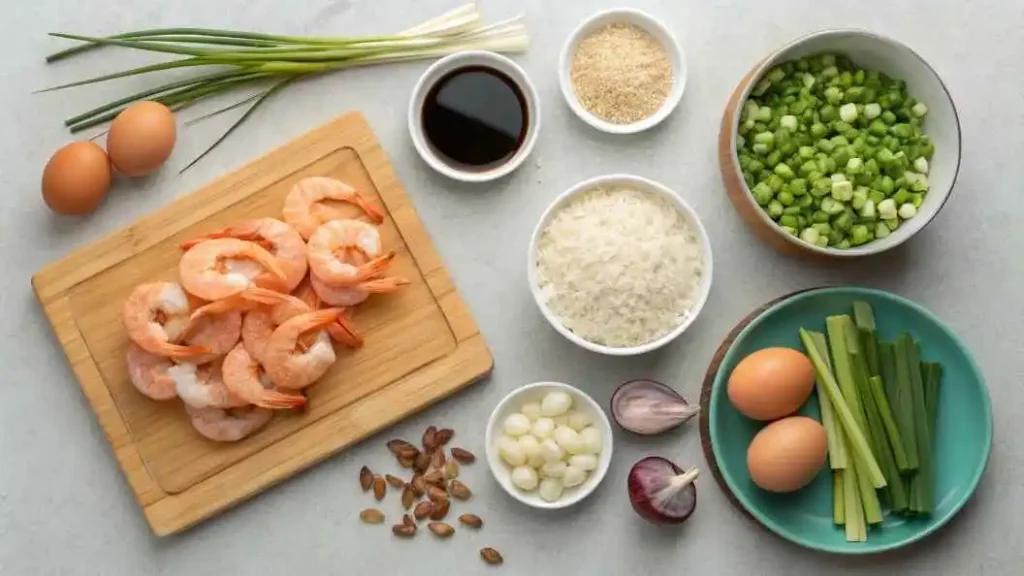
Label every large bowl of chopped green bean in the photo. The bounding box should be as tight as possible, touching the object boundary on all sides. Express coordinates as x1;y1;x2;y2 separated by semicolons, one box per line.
718;29;961;257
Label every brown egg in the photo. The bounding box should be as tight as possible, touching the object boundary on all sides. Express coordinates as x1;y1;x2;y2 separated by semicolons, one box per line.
106;101;176;176
747;416;827;493
728;347;815;421
41;141;112;215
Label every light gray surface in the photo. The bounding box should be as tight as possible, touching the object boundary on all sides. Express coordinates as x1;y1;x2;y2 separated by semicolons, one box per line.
1;0;1021;574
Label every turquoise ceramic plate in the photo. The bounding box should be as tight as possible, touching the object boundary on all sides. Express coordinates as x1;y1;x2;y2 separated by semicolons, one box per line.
705;286;991;554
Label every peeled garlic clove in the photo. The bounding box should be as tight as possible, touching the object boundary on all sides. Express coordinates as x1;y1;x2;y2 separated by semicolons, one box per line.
498;436;526;466
569;454;598;472
539;438;565;463
511;465;539;491
503;413;532;436
578;427;602;455
518;434;544;467
552;426;583;454
610;379;700;436
541;461;567;478
562;465;586;488
566;410;590;432
539;477;564;502
541;391;572;417
552;415;569;427
520;401;542;421
531;417;555;439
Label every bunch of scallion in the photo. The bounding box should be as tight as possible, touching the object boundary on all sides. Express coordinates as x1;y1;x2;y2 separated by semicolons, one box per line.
40;2;528;170
799;301;941;542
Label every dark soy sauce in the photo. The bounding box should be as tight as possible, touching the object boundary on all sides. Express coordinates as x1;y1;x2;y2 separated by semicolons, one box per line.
421;66;528;170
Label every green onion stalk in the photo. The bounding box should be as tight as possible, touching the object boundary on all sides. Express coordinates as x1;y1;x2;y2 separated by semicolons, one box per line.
40;3;529;170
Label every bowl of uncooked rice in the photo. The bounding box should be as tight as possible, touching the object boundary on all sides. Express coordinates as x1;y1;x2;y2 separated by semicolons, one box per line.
528;174;713;356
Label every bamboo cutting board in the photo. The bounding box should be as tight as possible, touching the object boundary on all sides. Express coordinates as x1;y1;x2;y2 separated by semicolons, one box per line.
32;112;493;536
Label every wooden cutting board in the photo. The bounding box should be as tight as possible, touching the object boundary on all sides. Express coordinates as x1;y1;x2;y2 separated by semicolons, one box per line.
32;112;493;536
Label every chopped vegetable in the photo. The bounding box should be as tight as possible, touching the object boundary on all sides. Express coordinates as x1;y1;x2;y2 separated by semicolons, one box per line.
893;336;921;471
736;53;933;248
906;340;933;513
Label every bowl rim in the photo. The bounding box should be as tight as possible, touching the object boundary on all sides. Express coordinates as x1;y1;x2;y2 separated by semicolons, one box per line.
484;381;614;510
526;173;714;356
707;285;992;554
557;7;687;134
728;28;963;257
407;50;541;183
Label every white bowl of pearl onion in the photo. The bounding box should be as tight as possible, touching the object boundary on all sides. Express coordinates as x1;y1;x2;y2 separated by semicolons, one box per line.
485;381;613;509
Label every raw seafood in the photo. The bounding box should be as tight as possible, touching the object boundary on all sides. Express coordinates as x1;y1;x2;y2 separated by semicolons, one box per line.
121;282;209;358
282;176;384;239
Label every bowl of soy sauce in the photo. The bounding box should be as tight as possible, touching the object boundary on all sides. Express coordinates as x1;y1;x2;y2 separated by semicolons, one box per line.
408;51;540;183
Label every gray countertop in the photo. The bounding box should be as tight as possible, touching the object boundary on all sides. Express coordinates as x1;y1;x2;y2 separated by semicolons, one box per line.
2;0;1022;574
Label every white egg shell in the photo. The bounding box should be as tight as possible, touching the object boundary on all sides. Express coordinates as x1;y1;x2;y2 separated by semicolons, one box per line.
539;477;564;502
531;417;555;439
578;426;602;454
503;413;532;436
552;426;584;454
520;401;543;421
540;438;565;463
540;461;567;478
562;465;586;487
541;391;572;417
498;435;527;466
566;410;590;432
569;454;598;472
511;466;539;491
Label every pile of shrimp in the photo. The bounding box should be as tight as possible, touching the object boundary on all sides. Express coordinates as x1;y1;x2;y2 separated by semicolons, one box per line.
121;177;409;443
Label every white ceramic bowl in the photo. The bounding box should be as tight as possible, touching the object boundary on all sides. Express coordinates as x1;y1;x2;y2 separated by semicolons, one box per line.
485;382;613;510
408;50;540;183
527;174;713;356
724;29;962;257
558;8;687;134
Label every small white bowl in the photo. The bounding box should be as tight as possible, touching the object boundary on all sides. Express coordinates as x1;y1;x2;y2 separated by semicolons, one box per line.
527;174;714;356
485;382;613;510
558;8;687;134
408;50;540;183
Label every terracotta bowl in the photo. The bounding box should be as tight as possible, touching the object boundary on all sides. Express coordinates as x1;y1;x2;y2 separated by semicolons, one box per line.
718;29;962;259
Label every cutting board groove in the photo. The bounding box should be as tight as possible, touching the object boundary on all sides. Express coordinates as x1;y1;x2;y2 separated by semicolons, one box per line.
32;112;493;535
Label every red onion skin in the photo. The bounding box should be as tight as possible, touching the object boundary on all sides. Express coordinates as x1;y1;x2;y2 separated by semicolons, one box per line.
628;457;697;525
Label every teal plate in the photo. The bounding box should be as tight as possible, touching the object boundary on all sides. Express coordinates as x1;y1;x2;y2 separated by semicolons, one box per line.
700;286;992;554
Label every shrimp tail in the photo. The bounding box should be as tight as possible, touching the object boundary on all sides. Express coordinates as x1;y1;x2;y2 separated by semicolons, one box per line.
247;244;289;281
189;293;250;322
328;313;363;348
360;276;410;293
255;389;308;409
153;341;212;359
354;193;385;224
240;287;294;306
355;251;396;282
296;308;345;333
180;221;262;250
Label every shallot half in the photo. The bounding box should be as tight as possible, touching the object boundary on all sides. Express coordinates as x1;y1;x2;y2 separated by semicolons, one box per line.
628;456;698;525
610;379;700;435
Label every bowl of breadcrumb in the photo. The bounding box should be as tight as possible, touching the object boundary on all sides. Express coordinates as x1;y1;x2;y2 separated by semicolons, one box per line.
559;8;687;134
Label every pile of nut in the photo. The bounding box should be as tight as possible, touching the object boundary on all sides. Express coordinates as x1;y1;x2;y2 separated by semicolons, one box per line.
358;425;503;566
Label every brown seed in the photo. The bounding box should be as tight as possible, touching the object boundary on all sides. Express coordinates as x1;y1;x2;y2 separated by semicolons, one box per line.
480;548;503;565
359;466;373;491
403;513;416;528
431;449;446;470
359;508;385;524
398;454;416;469
445;459;460;480
392;523;416;538
449;480;472;500
373;475;386;501
427;485;448;503
434;428;454;447
387;439;420;459
429;499;450;520
401;486;415;510
385;474;406;489
422;470;444;486
414;451;431;473
413;500;433;521
422;425;438;451
410;474;427;497
450;447;476;464
458;514;483;528
428;522;455;538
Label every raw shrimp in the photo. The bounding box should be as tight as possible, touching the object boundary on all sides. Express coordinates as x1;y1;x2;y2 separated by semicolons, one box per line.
221;343;308;409
122;282;210;358
178;307;242;364
184;404;273;443
310;272;410;307
169;360;248;409
240;288;361;359
125;343;177;400
292;277;321;310
307;219;396;286
181;218;308;292
282;177;384;239
262;308;343;390
178;238;287;301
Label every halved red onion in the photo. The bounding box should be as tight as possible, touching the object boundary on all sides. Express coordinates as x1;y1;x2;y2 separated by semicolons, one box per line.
628;456;698;525
610;379;700;435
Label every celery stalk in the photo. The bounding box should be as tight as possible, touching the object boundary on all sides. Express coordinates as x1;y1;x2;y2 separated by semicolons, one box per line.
808;332;847;469
833;471;845;525
844;320;883;523
865;377;909;512
923;362;941;430
907;340;932;513
799;328;886;488
893;336;920;470
878;342;899;408
869;376;909;472
853;301;880;376
826;316;866;425
843;459;867;542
